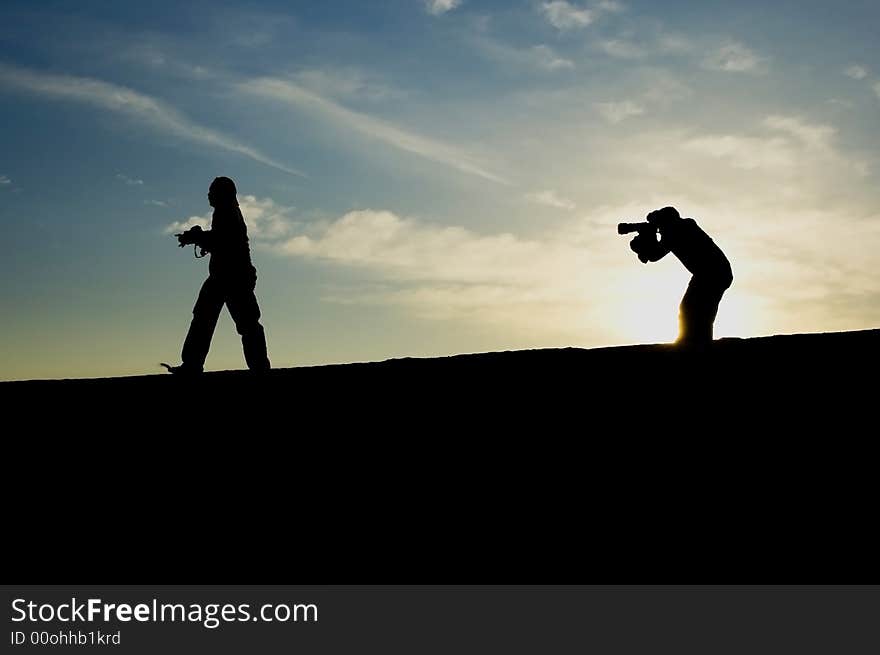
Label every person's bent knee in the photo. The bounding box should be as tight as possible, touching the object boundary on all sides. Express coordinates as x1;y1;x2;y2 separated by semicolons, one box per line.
235;321;264;337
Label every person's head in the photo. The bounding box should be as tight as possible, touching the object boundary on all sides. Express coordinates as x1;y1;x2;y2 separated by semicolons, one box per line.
208;176;238;208
646;206;680;228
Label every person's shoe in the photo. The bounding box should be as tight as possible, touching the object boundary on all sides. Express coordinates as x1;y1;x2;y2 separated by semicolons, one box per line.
160;363;203;376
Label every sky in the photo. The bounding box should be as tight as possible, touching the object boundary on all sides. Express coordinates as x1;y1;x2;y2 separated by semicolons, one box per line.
1;0;879;380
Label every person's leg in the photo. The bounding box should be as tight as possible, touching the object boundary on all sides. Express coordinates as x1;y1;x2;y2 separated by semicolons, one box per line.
678;278;712;345
226;273;271;372
181;276;224;371
679;278;726;345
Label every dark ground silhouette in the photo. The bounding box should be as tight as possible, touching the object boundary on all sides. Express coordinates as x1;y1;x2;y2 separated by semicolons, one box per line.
620;206;733;344
4;328;877;583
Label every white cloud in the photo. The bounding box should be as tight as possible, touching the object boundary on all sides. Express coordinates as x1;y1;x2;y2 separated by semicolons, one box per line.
682;134;794;171
232;30;274;49
0;175;11;185
471;35;575;72
424;0;462;15
116;173;144;186
827;98;854;108
239;77;508;184
641;70;693;105
293;68;402;102
597;39;646;59
597;1;625;12
656;33;693;53
594;100;645;123
529;45;575;70
680;114;865;177
702;42;763;72
844;64;868;80
762;115;835;149
121;44;217;81
145;199;168;207
279;208;610;338
283;210;538;282
0;63;305;178
874;82;880;100
526;190;576;210
595;31;692;59
541;1;622;33
541;1;594;30
166;195;296;241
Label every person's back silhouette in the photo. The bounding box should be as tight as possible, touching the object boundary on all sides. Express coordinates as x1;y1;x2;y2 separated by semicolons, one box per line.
166;177;270;374
626;206;733;345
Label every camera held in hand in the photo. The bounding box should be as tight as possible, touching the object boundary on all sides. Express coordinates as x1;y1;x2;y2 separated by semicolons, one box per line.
175;225;208;258
618;221;657;263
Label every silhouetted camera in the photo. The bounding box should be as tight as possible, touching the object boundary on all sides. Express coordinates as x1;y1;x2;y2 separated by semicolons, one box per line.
175;225;208;258
175;225;203;247
618;222;657;263
617;222;655;236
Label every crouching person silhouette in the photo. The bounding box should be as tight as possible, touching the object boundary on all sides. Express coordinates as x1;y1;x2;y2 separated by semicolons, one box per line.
165;176;271;374
621;206;733;346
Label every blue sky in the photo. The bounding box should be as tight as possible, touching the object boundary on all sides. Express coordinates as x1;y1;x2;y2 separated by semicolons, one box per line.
2;0;879;379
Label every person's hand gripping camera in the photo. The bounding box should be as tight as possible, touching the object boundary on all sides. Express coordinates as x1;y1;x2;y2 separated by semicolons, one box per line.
617;221;659;263
175;225;208;258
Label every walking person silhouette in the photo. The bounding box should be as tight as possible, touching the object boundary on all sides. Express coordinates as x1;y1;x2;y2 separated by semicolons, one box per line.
164;177;271;374
620;206;733;345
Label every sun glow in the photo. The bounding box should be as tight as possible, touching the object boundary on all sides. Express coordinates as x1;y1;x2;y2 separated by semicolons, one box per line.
607;262;763;345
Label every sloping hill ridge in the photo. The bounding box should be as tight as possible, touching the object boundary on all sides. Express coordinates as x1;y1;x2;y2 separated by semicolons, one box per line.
4;328;876;431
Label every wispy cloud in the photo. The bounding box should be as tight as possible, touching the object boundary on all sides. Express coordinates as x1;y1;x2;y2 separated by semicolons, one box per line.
292;68;403;102
874;82;880;100
656;33;692;54
593;30;692;60
116;173;144;186
526;190;576;210
541;1;594;30
0;175;11;185
424;0;462;16
762;115;835;149
0;63;305;177
121;43;217;81
597;1;625;11
540;1;623;31
239;77;509;184
145;199;168;207
529;45;575;70
471;35;575;72
682;134;794;171
701;42;764;72
594;100;644;123
827;98;854;109
597;39;646;59
681;114;865;177
844;64;869;80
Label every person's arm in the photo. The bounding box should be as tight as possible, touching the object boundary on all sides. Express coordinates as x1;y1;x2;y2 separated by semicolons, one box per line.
643;237;670;262
194;229;214;252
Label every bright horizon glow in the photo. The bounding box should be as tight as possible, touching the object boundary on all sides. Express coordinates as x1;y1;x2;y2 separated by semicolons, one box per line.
1;1;879;380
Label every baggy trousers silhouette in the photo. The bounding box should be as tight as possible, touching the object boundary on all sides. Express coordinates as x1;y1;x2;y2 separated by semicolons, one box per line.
182;270;270;371
678;275;731;344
